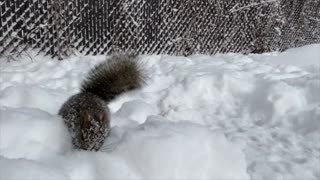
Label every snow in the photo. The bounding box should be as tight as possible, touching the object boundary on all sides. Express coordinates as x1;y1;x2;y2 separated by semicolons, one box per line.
0;44;319;180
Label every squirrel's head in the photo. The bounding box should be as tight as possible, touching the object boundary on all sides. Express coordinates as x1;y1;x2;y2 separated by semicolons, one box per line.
79;110;110;151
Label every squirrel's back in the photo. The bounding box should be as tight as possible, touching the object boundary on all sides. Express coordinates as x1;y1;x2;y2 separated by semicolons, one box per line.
59;54;144;151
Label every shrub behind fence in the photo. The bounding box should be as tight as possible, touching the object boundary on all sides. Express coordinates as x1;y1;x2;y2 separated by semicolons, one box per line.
0;0;319;59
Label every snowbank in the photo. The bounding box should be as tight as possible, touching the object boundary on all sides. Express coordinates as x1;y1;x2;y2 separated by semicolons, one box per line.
0;112;248;179
0;44;319;180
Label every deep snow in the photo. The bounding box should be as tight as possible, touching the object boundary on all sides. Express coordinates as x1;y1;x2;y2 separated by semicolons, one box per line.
0;44;319;180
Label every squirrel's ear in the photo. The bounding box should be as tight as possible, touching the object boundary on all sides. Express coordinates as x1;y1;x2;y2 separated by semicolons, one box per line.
96;112;106;123
80;111;90;129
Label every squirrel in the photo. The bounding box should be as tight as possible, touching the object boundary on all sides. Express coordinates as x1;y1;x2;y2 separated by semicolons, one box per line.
58;54;144;151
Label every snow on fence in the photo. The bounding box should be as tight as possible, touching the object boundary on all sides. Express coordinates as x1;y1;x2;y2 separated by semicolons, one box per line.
0;0;319;59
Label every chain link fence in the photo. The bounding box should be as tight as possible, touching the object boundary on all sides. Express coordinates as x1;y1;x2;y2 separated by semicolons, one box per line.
0;0;319;59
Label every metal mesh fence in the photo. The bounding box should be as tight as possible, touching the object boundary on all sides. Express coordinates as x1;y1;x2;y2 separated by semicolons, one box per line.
0;0;319;59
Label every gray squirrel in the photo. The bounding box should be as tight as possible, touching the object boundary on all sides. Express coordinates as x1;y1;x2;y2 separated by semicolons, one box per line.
59;54;144;151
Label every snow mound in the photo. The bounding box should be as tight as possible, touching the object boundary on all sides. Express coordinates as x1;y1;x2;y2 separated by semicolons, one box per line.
0;108;71;159
0;44;319;180
0;157;68;180
109;117;248;179
258;43;320;67
0;114;249;180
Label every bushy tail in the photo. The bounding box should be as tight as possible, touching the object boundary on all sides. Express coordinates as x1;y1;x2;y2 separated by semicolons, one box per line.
81;54;144;103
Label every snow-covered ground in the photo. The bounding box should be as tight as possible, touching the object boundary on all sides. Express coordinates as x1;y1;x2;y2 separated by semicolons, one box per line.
0;44;319;180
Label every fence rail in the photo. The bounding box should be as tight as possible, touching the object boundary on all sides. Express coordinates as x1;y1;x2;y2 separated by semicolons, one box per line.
1;0;319;59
